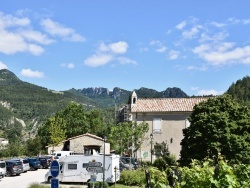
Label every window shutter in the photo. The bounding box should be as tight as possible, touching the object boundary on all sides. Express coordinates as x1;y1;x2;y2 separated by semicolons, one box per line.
153;118;162;133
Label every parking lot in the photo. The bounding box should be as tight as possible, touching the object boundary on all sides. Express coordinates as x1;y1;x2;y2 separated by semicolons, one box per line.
0;168;87;188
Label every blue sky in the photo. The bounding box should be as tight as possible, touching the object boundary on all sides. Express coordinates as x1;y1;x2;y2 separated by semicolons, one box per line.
1;1;250;96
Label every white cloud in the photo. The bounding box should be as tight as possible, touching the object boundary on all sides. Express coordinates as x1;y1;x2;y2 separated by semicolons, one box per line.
0;30;44;55
191;86;199;91
98;41;128;54
84;54;113;67
0;30;26;54
242;57;250;64
166;29;171;34
182;25;201;39
0;61;8;69
0;12;54;55
197;89;224;96
61;63;75;69
28;44;44;55
40;18;85;42
109;41;128;54
139;47;148;52
98;42;110;52
156;46;167;53
85;41;136;67
116;57;137;65
0;12;30;29
199;32;229;43
210;21;226;28
169;50;180;60
176;21;187;30
193;43;250;65
228;17;241;24
150;40;167;53
20;69;44;78
187;65;207;71
150;40;161;46
18;30;54;45
243;19;250;25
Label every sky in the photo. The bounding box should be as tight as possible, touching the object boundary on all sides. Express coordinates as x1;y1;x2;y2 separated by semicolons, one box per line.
1;1;250;96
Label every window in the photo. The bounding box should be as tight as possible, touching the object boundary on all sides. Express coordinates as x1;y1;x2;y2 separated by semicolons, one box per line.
170;138;173;143
153;118;162;133
68;164;77;170
0;162;5;168
82;163;89;168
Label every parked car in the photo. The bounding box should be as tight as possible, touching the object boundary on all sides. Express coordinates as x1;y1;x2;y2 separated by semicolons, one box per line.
38;157;50;169
0;160;6;178
120;156;139;169
5;160;23;176
26;157;40;171
11;158;30;172
119;158;131;171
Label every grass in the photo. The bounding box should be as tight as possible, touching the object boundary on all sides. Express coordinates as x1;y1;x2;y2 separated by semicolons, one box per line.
110;184;143;188
28;183;142;188
28;183;84;188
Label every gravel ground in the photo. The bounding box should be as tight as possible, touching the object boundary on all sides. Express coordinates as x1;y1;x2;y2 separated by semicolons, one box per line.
0;169;87;188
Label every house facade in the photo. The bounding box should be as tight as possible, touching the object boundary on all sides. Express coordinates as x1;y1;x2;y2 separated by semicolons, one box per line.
46;133;110;155
125;91;208;161
0;137;9;149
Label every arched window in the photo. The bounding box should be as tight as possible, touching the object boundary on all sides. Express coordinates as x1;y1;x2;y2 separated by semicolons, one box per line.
133;97;136;104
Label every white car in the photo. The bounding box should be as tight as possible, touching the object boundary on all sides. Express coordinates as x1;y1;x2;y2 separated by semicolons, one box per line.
0;160;6;178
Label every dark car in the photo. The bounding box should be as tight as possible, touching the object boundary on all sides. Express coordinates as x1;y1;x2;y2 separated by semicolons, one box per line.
5;160;23;176
38;157;50;169
11;158;30;172
26;158;40;171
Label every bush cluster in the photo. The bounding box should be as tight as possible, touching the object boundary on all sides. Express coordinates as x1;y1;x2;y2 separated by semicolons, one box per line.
119;168;145;186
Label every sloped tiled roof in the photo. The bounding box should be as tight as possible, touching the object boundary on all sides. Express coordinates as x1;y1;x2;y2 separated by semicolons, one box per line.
131;97;209;112
64;133;104;142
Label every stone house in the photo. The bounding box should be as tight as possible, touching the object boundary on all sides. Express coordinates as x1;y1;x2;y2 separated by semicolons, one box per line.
46;133;110;155
122;91;208;161
0;137;9;149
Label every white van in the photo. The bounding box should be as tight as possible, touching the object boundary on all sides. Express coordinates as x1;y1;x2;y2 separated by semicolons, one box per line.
51;151;74;159
0;160;6;178
45;154;120;183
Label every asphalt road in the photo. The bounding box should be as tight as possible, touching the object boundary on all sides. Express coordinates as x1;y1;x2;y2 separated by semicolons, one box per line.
0;169;87;188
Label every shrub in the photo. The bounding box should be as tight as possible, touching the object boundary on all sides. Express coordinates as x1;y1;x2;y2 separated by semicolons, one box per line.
153;158;167;170
119;168;145;186
28;183;49;188
87;181;109;188
148;167;169;188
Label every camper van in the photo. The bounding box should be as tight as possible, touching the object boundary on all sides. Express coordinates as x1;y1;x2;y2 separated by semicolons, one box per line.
51;151;74;159
45;154;120;183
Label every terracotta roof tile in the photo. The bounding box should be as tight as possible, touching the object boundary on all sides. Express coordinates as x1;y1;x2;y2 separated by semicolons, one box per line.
131;98;209;112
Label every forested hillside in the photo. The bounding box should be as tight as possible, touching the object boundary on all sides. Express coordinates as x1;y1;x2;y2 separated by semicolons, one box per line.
0;68;206;144
226;76;250;107
0;69;97;123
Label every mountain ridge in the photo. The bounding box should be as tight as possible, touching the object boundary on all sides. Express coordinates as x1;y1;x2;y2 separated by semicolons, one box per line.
0;69;188;141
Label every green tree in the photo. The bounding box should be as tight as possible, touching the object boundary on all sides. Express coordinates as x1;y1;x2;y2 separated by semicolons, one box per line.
179;94;250;166
109;121;149;155
48;115;66;150
24;137;42;156
57;102;90;138
87;109;105;136
153;141;177;170
226;76;250;107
